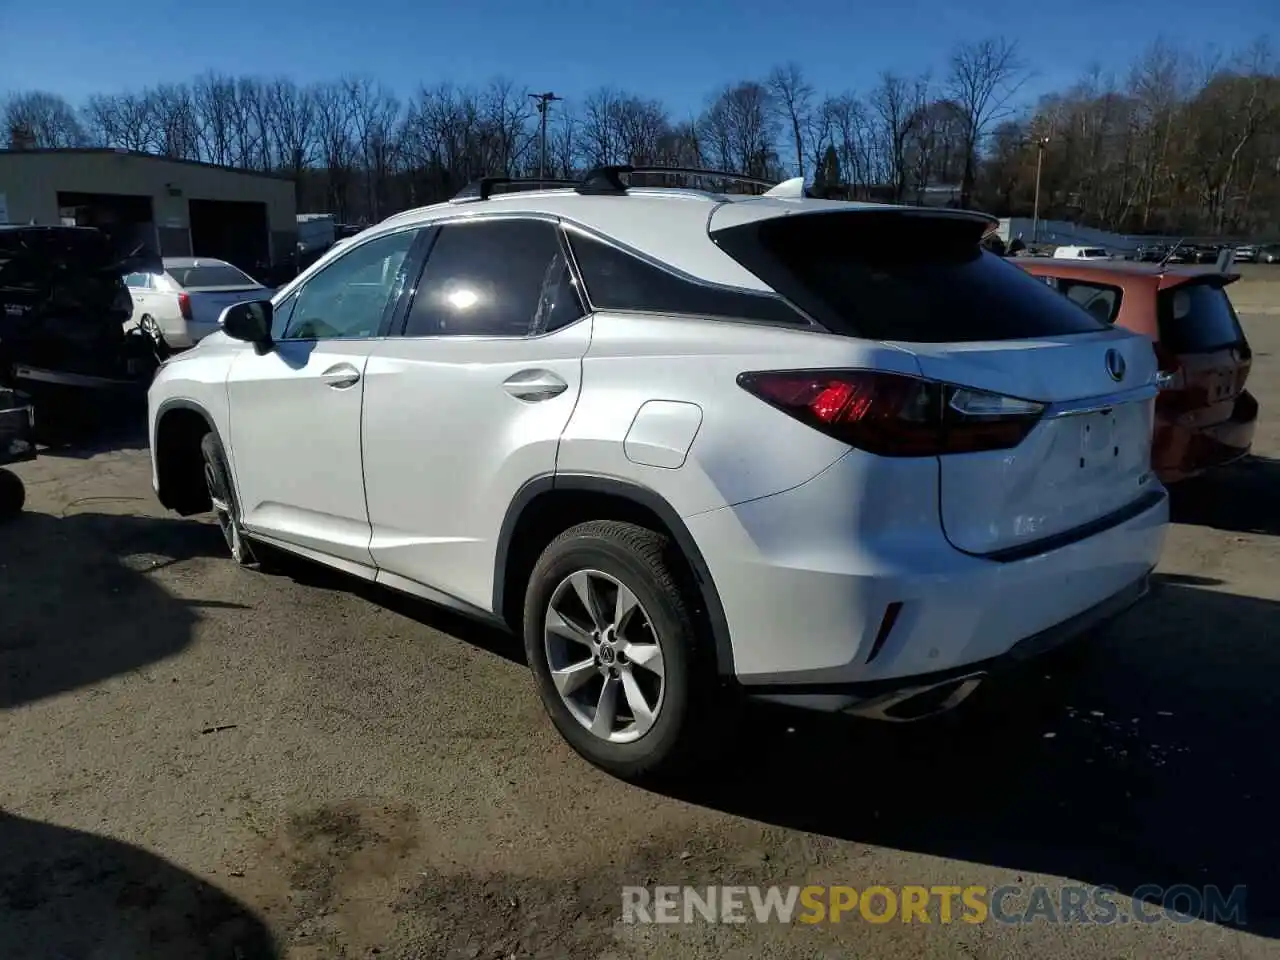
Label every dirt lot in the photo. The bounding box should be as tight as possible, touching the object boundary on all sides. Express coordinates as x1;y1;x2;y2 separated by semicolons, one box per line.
2;305;1279;958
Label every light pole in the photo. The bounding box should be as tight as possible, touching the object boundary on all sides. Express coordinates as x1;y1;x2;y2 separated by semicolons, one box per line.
1031;135;1050;245
529;92;563;182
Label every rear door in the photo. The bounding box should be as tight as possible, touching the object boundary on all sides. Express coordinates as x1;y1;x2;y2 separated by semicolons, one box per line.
711;207;1162;558
1157;278;1251;427
361;216;590;610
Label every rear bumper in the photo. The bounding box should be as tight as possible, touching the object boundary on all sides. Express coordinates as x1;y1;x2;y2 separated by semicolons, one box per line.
752;572;1152;720
686;451;1168;692
1155;390;1258;483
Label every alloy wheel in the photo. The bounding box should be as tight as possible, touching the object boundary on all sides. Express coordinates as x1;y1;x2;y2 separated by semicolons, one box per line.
543;569;666;744
203;458;245;563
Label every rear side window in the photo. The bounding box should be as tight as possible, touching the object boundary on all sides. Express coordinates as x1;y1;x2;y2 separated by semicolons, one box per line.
1158;282;1245;354
565;230;809;326
169;265;257;288
714;212;1109;342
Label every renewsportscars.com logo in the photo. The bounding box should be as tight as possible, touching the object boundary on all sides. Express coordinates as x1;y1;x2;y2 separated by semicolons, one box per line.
620;884;1248;926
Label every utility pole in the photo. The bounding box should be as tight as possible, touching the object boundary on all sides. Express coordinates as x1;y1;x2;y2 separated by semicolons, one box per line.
529;92;563;182
1031;135;1050;245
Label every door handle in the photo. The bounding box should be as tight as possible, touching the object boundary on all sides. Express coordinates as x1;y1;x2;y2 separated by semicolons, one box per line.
503;369;568;402
321;363;361;389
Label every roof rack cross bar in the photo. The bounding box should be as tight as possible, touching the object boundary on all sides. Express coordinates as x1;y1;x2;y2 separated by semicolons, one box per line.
575;165;781;196
452;176;579;202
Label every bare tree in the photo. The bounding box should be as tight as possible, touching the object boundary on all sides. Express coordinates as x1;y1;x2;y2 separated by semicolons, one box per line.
948;37;1028;206
767;62;814;177
3;91;85;148
580;87;624;166
345;77;402;220
871;72;928;201
8;40;1278;235
700;81;777;178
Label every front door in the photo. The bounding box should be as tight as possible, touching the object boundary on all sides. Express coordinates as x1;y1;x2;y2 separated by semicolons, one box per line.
225;227;420;566
361;217;590;610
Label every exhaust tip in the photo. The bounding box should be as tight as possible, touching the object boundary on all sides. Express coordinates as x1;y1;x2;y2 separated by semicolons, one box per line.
845;673;986;723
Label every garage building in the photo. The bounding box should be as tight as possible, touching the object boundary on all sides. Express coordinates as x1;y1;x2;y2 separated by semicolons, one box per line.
0;148;296;274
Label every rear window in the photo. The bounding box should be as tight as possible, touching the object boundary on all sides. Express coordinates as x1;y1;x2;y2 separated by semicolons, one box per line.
1158;282;1245;353
713;212;1109;342
168;264;256;288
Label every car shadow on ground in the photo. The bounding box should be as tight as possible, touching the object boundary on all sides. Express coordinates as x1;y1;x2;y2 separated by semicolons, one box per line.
1169;455;1280;537
0;812;277;960
255;544;528;667
0;511;243;709
668;576;1278;937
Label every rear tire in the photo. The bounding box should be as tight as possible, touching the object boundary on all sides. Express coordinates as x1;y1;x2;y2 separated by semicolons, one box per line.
523;520;718;782
199;432;258;567
0;468;25;520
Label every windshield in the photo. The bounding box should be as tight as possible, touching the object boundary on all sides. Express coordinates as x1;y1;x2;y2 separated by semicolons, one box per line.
168;264;257;288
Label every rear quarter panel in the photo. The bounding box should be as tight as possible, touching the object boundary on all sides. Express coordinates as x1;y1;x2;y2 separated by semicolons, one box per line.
557;313;925;517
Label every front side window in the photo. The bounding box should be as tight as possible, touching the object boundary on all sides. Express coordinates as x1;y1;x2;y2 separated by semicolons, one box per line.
281;229;416;341
402;219;583;337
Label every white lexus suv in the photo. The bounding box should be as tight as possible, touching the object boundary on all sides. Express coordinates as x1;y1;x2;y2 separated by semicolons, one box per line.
147;167;1169;780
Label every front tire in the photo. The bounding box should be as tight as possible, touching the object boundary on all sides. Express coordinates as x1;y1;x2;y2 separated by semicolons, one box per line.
199;432;257;566
523;520;715;781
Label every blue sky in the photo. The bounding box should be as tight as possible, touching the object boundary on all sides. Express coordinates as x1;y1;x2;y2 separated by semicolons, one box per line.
0;0;1271;115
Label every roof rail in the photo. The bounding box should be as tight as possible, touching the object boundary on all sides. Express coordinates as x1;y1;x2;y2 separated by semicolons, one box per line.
575;165;780;196
452;176;579;202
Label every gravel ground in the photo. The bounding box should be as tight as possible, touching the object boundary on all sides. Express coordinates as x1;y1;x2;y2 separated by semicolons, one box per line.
1;308;1277;960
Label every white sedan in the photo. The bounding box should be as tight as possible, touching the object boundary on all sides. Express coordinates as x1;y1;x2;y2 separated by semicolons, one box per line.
125;258;270;349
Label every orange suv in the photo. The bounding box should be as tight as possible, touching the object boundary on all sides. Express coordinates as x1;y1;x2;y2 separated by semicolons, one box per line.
1015;259;1258;482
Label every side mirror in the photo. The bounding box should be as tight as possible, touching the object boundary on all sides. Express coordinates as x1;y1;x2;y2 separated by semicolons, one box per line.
220;300;273;353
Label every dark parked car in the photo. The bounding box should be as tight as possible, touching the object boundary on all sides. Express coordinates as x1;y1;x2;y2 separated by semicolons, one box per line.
0;386;35;519
0;225;164;430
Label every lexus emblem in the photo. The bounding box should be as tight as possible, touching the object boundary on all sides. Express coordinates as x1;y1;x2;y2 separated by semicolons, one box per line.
1105;348;1126;383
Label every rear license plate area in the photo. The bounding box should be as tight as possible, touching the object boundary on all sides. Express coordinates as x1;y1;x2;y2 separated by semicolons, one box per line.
1078;410;1119;472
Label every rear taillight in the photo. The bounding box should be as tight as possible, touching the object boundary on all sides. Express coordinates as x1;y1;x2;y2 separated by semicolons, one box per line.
177;292;193;321
738;370;1045;457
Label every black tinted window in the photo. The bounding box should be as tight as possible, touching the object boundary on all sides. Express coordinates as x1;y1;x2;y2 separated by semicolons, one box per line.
714;212;1110;342
566;230;808;326
403;219;583;337
1158;282;1244;353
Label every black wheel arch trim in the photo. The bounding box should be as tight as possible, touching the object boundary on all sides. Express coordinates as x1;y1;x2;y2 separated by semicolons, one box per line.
153;398;225;512
494;473;737;677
